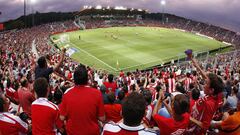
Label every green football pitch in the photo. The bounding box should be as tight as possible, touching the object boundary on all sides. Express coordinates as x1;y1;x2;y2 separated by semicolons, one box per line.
51;27;228;73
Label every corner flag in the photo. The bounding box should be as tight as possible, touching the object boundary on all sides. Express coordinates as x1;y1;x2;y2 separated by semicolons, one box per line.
116;60;119;69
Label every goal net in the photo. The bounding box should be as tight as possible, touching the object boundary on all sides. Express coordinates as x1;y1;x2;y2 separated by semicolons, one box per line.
60;34;70;43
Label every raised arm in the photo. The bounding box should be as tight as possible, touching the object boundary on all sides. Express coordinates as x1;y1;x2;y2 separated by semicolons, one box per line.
152;91;164;117
53;48;66;72
191;58;208;80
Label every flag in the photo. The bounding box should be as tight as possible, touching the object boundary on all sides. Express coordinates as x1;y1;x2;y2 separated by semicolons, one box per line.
116;60;119;69
0;23;4;30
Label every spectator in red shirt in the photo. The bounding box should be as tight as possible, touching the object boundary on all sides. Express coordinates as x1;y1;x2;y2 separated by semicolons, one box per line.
102;92;157;135
141;90;154;126
0;94;28;135
5;79;19;104
188;58;224;134
119;70;124;78
184;73;193;92
103;74;118;94
166;73;176;93
146;78;157;97
189;88;200;112
31;78;63;135
153;92;190;135
59;65;105;135
104;92;122;123
18;78;35;116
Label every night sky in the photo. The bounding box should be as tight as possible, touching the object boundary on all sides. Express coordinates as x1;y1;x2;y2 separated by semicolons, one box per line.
0;0;239;32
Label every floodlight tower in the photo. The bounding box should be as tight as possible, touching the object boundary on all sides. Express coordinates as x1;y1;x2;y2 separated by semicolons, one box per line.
161;0;166;24
24;0;27;27
31;0;37;26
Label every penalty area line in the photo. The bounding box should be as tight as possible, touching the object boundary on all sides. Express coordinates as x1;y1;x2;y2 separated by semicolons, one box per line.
69;42;118;72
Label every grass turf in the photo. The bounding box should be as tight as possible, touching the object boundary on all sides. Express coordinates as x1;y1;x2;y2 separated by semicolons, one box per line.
51;27;228;73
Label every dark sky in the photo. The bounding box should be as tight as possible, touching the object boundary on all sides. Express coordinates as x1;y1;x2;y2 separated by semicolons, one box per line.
0;0;239;32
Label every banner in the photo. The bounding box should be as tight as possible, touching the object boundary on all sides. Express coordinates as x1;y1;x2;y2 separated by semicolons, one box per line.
66;47;78;57
0;23;4;30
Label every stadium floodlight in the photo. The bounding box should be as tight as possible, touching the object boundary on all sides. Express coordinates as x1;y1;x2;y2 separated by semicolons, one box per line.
95;5;102;9
30;0;37;26
83;5;89;9
30;0;37;4
107;6;110;9
161;0;166;6
161;0;166;24
138;9;143;11
114;6;127;10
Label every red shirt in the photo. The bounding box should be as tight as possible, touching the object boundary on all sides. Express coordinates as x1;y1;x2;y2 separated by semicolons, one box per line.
153;113;190;135
189;95;222;134
167;78;176;93
5;87;19;103
59;85;105;135
103;82;117;94
184;77;192;91
0;112;28;135
104;104;122;123
31;98;62;135
153;68;158;75
18;87;35;116
67;72;72;80
189;99;197;113
102;122;157;135
119;71;124;77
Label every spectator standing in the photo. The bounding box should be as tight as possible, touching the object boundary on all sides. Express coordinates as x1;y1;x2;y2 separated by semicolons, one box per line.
59;65;105;135
189;88;200;112
115;90;125;104
153;93;190;135
211;93;240;135
167;74;176;93
104;92;122;123
188;58;224;134
35;48;65;82
103;74;118;94
100;85;109;104
184;73;193;92
102;92;157;135
18;78;35;116
0;94;28;135
224;86;238;111
31;78;63;135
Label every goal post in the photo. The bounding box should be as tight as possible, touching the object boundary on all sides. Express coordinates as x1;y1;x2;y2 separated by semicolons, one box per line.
60;34;70;44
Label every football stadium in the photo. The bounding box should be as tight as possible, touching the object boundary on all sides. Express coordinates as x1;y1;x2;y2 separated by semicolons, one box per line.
49;7;232;73
52;27;228;73
1;0;240;135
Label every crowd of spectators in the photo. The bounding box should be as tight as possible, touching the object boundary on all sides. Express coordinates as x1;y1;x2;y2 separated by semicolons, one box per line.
80;17;240;48
141;18;240;47
1;17;240;135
